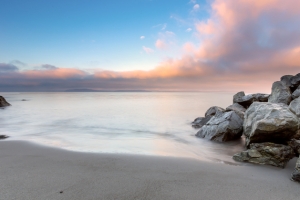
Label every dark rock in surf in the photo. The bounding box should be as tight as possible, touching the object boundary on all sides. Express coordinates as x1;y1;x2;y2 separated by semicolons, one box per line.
0;96;11;107
196;111;243;142
233;142;294;168
192;116;212;129
0;135;9;140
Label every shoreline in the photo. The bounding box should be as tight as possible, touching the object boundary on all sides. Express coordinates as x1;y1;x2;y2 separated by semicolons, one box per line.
0;140;299;200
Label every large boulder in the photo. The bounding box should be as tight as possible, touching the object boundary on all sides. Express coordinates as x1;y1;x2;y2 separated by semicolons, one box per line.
233;92;269;108
243;102;299;146
196;111;243;142
0;96;11;107
289;97;300;118
268;81;292;105
280;75;293;88
226;103;246;119
233;142;294;168
204;106;225;117
192;116;212;129
291;157;300;182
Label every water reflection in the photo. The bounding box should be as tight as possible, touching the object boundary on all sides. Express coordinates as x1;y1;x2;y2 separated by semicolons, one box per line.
0;92;246;163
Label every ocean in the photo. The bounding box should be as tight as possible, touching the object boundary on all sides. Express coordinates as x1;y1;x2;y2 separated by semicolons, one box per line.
0;92;245;163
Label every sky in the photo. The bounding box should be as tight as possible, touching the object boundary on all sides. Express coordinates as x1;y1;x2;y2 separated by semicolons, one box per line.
1;0;300;92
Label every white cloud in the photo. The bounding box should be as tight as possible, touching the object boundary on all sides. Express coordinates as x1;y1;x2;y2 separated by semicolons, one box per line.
142;46;154;54
193;4;200;11
186;28;192;32
189;0;196;4
161;23;167;30
140;36;145;40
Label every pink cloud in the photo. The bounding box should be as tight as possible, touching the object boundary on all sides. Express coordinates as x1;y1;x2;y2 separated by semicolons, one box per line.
1;0;300;93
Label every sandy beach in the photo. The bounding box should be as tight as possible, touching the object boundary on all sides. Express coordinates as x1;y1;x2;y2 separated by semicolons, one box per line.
0;141;299;200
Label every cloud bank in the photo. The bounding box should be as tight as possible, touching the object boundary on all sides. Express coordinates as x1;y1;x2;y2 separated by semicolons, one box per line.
1;0;300;92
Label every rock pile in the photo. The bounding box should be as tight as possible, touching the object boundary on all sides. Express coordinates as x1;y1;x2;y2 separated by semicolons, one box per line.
192;73;300;182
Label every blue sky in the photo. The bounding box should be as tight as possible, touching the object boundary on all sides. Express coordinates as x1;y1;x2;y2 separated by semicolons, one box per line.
0;0;208;71
0;0;300;92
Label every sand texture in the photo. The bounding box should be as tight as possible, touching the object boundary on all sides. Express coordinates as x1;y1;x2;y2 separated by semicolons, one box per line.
0;141;299;200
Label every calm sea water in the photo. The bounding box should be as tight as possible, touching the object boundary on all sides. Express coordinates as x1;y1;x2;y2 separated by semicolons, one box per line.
0;92;245;163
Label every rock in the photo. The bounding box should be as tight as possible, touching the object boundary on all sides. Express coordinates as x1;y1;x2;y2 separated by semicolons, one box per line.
288;139;300;156
244;102;299;146
0;96;11;107
226;103;246;119
290;73;300;91
0;135;9;140
289;97;300;118
281;75;293;88
291;157;300;182
233;91;245;104
192;116;212;129
233;142;294;168
196;111;243;142
292;130;300;140
205;106;225;117
268;81;292;105
253;93;269;102
233;92;269;108
292;85;300;99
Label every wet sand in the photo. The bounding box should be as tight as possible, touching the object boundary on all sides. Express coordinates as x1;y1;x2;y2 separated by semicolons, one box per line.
0;140;299;200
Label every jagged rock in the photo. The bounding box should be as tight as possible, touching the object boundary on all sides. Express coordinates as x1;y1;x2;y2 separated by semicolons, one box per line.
196;111;243;142
281;75;293;88
226;103;246;119
205;106;225;117
268;81;292;105
192;116;212;129
233;142;294;168
0;96;11;107
292;85;300;99
289;97;300;118
244;102;299;146
288;139;300;157
233;92;269;108
291;157;300;182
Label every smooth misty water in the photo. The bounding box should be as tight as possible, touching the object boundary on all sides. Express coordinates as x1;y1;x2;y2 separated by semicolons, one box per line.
0;92;245;163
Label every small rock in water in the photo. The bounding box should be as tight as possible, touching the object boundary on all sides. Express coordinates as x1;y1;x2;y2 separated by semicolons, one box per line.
0;96;11;107
0;135;9;140
192;116;212;129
